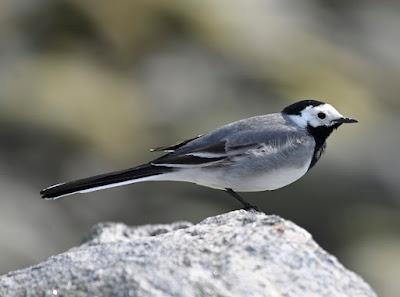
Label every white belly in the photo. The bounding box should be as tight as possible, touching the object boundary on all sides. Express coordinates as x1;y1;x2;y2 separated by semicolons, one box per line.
227;165;310;192
163;162;310;193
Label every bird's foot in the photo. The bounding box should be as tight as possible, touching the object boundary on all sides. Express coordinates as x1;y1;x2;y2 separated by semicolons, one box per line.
242;204;260;212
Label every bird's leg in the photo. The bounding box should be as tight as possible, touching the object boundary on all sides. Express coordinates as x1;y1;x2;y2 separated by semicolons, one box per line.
224;188;259;211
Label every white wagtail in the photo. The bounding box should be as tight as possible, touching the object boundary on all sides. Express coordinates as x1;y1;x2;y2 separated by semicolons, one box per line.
41;100;357;210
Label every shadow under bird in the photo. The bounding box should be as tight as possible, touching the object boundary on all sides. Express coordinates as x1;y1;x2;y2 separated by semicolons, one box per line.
41;100;358;210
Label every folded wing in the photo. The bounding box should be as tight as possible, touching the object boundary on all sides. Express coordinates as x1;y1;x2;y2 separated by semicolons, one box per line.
149;114;306;169
150;133;296;168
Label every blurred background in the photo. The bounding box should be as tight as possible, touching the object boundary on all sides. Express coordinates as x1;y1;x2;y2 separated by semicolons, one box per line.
0;0;399;295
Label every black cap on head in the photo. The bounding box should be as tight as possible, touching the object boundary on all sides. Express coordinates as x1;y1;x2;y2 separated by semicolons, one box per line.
282;100;325;115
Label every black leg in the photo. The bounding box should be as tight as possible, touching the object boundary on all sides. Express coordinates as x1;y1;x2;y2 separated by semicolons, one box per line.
224;188;259;211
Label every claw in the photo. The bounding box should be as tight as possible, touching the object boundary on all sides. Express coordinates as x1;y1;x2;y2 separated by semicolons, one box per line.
243;204;260;212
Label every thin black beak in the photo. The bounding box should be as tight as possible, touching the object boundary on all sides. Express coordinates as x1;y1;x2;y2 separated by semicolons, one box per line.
333;117;358;124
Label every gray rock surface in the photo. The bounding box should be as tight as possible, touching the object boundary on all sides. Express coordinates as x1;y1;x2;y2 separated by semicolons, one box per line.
0;210;376;297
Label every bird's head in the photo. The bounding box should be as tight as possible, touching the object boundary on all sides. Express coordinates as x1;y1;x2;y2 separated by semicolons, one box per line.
282;100;358;129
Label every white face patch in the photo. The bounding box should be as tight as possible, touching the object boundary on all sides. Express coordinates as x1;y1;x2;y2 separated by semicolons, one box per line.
288;103;344;128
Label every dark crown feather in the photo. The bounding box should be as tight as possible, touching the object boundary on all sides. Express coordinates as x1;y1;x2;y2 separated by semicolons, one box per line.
282;100;325;115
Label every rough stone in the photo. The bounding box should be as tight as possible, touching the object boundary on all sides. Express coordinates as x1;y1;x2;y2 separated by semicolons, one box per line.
0;210;377;297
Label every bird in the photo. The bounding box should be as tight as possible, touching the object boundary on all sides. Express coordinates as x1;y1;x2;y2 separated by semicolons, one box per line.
41;99;358;210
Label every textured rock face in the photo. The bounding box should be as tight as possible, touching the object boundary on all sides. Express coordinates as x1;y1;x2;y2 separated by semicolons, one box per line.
0;211;376;297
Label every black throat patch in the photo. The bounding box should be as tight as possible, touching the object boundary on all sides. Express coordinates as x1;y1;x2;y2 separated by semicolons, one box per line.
307;123;342;170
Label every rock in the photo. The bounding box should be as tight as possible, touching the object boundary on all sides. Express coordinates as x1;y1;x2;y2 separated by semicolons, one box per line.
0;210;376;297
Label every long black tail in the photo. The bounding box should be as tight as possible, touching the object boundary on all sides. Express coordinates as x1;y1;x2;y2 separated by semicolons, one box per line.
40;164;173;200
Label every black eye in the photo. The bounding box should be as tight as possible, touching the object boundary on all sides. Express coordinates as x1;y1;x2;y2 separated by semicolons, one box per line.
318;112;326;119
